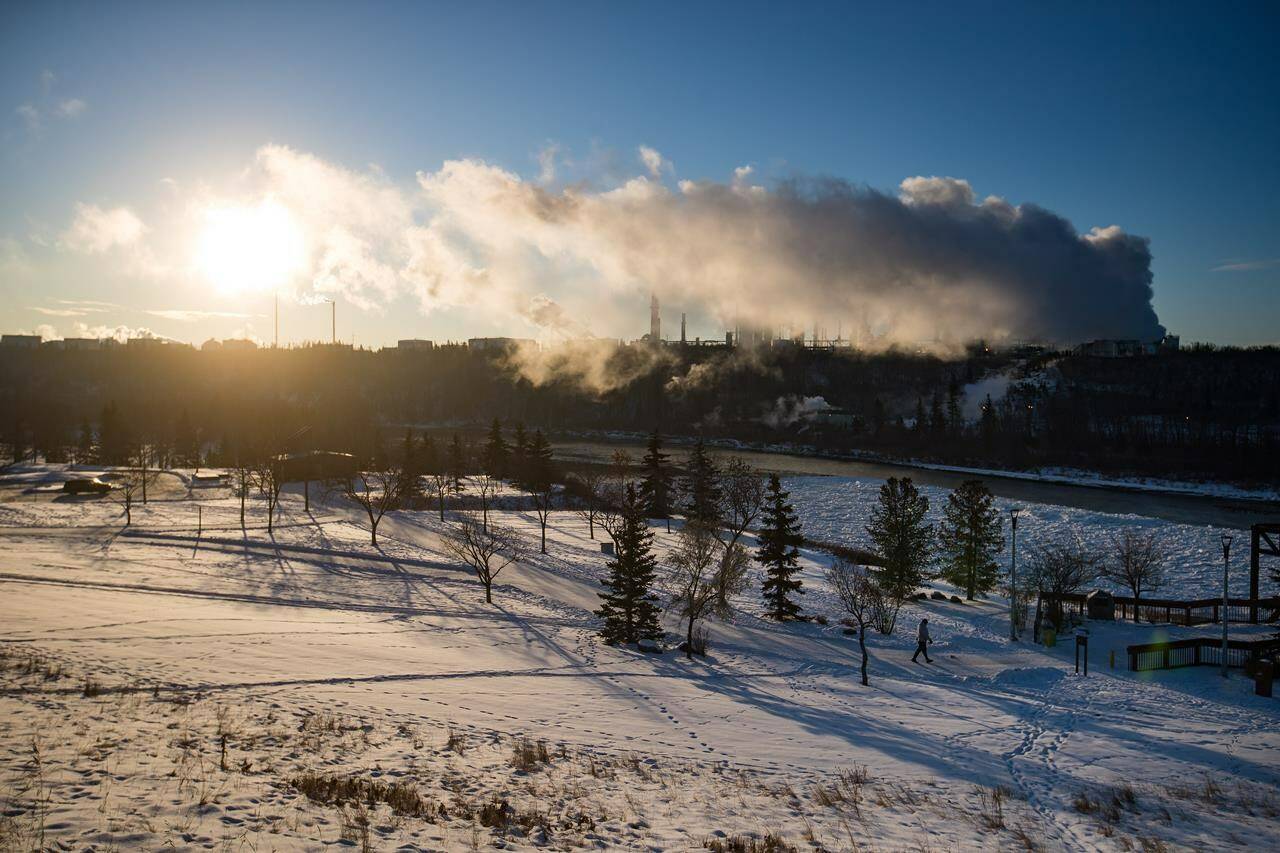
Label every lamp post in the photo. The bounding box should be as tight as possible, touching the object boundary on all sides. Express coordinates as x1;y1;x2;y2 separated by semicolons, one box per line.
1221;533;1233;678
1009;507;1022;641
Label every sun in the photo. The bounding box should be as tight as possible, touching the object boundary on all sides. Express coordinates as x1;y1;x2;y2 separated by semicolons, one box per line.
194;199;307;295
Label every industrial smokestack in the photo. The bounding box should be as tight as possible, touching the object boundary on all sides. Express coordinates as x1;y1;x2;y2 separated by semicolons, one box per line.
680;312;687;344
650;292;660;342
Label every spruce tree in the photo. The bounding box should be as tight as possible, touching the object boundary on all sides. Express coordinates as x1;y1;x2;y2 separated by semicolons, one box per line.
400;428;423;500
638;429;673;521
524;429;554;490
756;473;804;620
681;439;721;524
510;422;529;485
482;418;508;479
866;477;932;603
938;480;1004;599
595;485;663;647
448;433;467;495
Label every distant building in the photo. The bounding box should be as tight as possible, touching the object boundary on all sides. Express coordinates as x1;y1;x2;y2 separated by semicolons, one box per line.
221;339;257;351
61;337;102;351
1074;335;1178;358
397;339;435;351
468;337;536;352
1;334;41;349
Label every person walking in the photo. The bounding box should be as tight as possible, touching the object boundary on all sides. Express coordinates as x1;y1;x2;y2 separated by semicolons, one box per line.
912;617;933;663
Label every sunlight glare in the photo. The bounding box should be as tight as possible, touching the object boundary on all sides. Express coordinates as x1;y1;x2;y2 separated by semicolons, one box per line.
194;199;307;295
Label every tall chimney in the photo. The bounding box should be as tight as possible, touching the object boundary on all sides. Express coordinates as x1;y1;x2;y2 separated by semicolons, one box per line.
680;312;687;344
650;292;661;342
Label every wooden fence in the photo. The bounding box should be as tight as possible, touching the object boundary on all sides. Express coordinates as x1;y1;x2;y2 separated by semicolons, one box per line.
1127;636;1280;672
1047;593;1280;626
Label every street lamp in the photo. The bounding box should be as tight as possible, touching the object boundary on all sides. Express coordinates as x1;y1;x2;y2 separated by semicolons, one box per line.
1221;533;1233;678
1009;507;1023;641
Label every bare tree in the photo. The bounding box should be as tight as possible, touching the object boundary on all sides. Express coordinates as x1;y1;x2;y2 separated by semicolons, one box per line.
250;456;285;534
529;481;557;554
474;473;498;532
1103;529;1166;622
596;450;635;547
344;467;406;546
442;514;526;604
229;455;255;529
113;456;160;527
826;558;887;686
713;458;765;611
569;468;606;539
665;521;720;658
1027;536;1101;629
428;471;450;521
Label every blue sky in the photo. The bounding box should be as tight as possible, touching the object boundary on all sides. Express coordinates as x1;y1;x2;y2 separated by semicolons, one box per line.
2;1;1277;347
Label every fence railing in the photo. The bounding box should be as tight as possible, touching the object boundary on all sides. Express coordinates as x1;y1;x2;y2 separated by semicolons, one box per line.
1127;637;1280;672
1046;593;1280;626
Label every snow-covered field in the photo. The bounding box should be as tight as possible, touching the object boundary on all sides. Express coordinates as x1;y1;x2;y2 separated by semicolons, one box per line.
1;466;1277;851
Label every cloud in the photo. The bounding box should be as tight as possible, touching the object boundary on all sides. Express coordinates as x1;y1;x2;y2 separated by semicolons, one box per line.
40;70;56;93
899;176;976;208
58;299;118;309
31;306;90;317
536;143;560;184
1211;257;1280;272
16;104;40;131
60;203;147;253
145;309;258;322
638;145;667;178
79;143;1163;391
70;322;165;343
56;98;86;118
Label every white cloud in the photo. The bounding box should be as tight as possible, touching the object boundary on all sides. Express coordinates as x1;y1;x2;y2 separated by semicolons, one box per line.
899;175;975;208
146;309;257;322
16;104;40;131
60;203;147;253
31;306;89;317
56;98;86;118
638;145;667;178
70;322;164;343
536;143;560;184
1211;257;1280;272
40;69;56;93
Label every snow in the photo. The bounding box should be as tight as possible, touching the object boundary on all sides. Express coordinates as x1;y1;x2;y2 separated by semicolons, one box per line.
783;474;1272;601
1;467;1277;851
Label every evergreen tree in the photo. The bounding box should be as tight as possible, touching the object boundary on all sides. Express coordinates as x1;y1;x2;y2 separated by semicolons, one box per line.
866;477;933;603
946;380;963;437
756;473;804;620
510;422;529;485
173;408;198;467
400;428;423;500
638;429;673;521
929;391;946;436
980;394;998;450
913;398;927;434
524;429;554;490
76;417;94;463
448;433;467;495
681;439;721;524
595;485;663;647
482;418;509;478
98;401;129;464
938;480;1004;599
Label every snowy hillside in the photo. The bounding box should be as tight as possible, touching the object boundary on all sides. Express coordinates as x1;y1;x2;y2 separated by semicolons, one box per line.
1;469;1277;851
